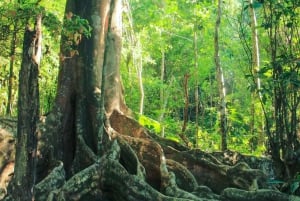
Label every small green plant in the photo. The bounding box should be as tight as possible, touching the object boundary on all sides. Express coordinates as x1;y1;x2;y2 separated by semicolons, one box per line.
138;114;161;134
290;173;300;194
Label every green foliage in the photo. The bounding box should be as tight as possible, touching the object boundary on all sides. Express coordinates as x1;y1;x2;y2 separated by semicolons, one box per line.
43;12;62;38
0;61;10;114
62;14;92;39
123;0;266;154
256;0;300;162
0;0;66;115
290;173;300;194
39;56;59;114
267;173;300;195
136;113;182;143
137;114;161;133
38;1;65;114
162;117;182;141
61;13;92;54
197;128;221;151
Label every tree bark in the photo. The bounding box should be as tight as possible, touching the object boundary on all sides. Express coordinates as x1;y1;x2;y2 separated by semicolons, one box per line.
9;14;42;201
180;74;192;147
43;0;128;174
193;23;199;148
159;49;165;137
136;39;144;115
249;0;264;147
214;0;227;151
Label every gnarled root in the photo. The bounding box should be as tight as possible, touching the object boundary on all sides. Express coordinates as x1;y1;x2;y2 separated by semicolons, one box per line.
221;188;300;201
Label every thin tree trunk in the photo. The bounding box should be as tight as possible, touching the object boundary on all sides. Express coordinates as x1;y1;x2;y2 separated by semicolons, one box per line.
180;74;191;147
194;25;199;148
137;40;144;115
10;14;42;201
159;50;165;137
6;20;18;116
249;0;264;147
214;0;227;151
249;0;261;94
159;76;175;138
123;0;135;110
209;71;214;128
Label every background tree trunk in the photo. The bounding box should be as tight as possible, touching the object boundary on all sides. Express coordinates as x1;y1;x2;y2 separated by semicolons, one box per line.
6;20;18;116
137;40;144;115
180;74;191;147
249;0;264;148
159;49;165;137
193;23;199;148
214;0;227;151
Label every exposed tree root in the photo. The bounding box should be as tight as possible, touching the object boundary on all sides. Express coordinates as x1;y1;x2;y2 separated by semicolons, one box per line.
222;188;300;201
35;161;66;200
166;159;198;192
1;111;300;201
0;128;15;199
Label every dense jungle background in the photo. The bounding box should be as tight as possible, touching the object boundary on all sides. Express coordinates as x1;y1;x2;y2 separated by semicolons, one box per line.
0;0;299;200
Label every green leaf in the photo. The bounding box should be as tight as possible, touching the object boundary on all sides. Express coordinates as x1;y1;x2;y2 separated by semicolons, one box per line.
267;179;284;184
291;182;299;194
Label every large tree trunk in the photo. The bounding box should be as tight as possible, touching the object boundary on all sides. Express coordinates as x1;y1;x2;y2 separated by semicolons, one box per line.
2;1;300;201
41;0;128;174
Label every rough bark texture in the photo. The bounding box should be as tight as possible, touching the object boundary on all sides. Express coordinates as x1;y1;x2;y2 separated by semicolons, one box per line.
7;14;42;201
1;1;300;201
214;0;227;151
0;128;15;199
